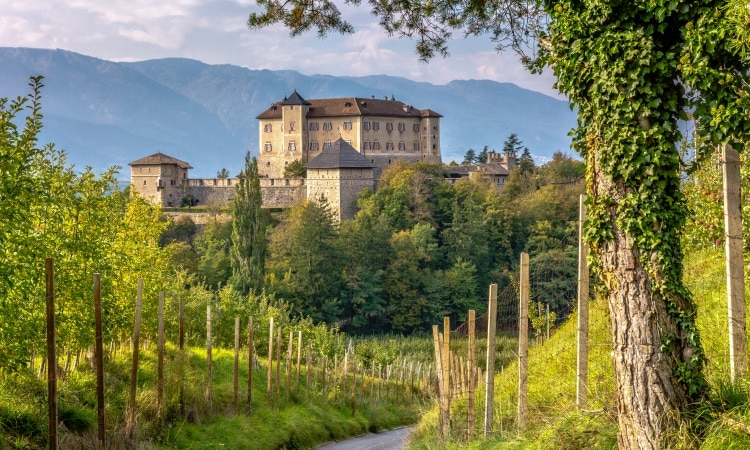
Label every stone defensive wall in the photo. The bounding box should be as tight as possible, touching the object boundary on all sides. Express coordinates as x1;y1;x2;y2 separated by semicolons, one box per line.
179;177;305;209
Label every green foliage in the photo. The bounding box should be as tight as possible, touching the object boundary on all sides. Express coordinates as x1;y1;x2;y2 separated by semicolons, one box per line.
231;155;268;295
160;215;197;246
0;78;171;371
462;148;476;165
267;196;342;322
283;159;307;178
193;220;233;290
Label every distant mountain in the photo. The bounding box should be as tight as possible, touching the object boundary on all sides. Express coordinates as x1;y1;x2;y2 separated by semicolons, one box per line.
0;47;577;178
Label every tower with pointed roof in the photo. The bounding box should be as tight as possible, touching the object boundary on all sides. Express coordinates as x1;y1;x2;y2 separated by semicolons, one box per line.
306;138;375;221
257;91;442;179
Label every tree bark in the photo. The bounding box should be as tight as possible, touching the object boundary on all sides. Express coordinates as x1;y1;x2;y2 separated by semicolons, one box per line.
592;155;703;449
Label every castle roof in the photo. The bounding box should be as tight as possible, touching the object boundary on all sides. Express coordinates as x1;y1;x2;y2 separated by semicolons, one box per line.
281;90;311;106
256;94;442;120
306;138;376;170
129;152;192;169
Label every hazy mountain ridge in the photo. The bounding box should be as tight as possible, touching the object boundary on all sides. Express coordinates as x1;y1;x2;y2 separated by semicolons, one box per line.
0;47;576;178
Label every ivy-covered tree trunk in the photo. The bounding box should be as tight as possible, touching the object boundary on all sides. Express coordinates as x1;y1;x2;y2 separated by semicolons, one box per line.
591;153;702;449
555;3;712;446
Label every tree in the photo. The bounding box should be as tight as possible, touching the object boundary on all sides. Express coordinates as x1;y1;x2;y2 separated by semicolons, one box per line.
283;159;307;178
461;148;476;165
502;133;525;162
476;145;489;164
267;196;342;322
230;155;267;295
217;168;230;178
247;0;750;446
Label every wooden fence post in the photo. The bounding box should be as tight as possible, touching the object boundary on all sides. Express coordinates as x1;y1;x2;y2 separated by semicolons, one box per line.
518;253;529;432
248;317;254;406
723;144;747;380
206;304;213;408
46;259;58;450
432;325;444;440
157;291;165;419
276;328;282;399
126;278;143;439
441;317;451;440
286;331;293;397
576;194;590;409
296;331;302;393
484;283;497;438
93;274;105;450
467;309;476;441
179;295;185;417
267;318;274;404
234;317;240;409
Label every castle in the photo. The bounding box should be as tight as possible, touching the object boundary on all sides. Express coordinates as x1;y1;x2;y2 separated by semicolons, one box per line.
256;91;442;179
129;91;442;221
129;91;518;221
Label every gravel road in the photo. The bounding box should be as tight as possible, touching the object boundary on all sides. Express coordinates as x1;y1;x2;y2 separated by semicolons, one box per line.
313;426;415;450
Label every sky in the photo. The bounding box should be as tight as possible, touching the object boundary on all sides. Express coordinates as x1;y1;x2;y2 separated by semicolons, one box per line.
0;0;561;98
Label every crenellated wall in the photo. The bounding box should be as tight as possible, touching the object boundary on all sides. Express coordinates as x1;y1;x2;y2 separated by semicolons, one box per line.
172;177;306;208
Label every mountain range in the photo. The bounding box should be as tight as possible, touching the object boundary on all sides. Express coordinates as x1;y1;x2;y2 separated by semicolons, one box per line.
0;47;577;178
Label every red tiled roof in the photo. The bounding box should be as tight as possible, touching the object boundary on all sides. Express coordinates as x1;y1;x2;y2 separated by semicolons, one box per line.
256;95;442;120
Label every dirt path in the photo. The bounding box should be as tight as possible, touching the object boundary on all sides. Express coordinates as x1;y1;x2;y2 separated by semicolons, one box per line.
313;426;415;450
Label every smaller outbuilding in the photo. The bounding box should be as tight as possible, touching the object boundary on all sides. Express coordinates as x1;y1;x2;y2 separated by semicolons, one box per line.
306;138;376;222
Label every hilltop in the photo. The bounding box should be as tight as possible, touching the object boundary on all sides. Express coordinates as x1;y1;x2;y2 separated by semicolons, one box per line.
0;47;576;178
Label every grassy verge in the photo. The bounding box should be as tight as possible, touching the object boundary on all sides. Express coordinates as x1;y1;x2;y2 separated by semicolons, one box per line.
408;248;750;448
0;343;421;449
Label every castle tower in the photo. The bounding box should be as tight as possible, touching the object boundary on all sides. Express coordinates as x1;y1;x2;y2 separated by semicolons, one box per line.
306;138;375;222
128;153;192;207
258;90;310;178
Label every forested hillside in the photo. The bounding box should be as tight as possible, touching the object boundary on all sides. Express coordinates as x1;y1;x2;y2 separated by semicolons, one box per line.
163;146;585;335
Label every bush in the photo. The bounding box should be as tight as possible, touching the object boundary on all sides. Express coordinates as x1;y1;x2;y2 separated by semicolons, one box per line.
59;406;94;435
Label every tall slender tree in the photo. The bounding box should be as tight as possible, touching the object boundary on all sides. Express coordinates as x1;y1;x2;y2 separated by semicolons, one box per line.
247;0;750;446
230;154;267;296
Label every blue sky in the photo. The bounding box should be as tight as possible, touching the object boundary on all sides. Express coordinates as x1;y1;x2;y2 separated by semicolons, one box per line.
1;0;560;97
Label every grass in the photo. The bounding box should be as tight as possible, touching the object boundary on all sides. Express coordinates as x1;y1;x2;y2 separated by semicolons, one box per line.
0;341;420;449
408;247;750;448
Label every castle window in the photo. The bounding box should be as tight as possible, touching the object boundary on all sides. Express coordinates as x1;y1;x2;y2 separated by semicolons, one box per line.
143;180;147;186
398;123;405;132
264;142;272;152
398;142;406;151
171;179;176;186
264;124;272;133
413;124;420;132
289;121;295;131
386;142;394;151
373;141;380;150
433;125;438;130
324;141;332;150
413;142;420;151
363;142;370;150
310;142;319;151
323;122;332;131
309;122;319;131
363;121;370;130
343;121;352;131
386;122;393;131
373;122;380;131
288;141;297;152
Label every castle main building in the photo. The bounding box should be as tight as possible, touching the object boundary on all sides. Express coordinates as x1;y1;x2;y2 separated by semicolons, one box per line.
256;91;442;178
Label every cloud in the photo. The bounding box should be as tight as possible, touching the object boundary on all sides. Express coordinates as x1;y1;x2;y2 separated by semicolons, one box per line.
0;0;561;97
